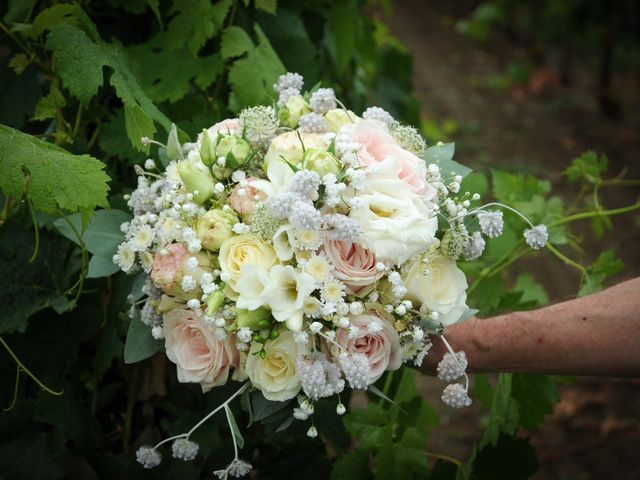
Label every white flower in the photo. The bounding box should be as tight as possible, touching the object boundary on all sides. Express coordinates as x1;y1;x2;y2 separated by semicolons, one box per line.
463;231;485;261
172;438;199;461
524;224;548;249
349;157;438;264
403;253;468;326
302;253;332;282
245;331;310;401
235;265;270;311
261;265;316;331
437;351;468;382
321;278;346;304
477;210;503;238
441;383;472;409
136;446;161;468
113;243;136;273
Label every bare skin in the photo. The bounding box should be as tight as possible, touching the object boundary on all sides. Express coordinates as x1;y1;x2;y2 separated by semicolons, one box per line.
422;277;640;377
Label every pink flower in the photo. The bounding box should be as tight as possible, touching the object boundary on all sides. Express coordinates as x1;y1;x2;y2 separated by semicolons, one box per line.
335;313;402;381
150;243;190;295
323;239;381;296
228;177;267;218
207;118;241;136
351;120;434;199
163;308;239;392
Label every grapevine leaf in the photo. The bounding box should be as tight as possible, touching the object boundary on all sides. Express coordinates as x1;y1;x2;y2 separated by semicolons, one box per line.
578;250;624;297
45;23;105;104
0;433;64;480
491;170;550;204
328;0;357;74
123;311;163;364
511;374;559;431
373;428;428;480
228;24;285;110
255;0;278;14
343;403;392;450
514;274;549;306
164;0;232;55
0;125;110;217
221;26;254;59
564;150;608;182
480;373;519;447
32;83;66;121
331;450;372;480
31;3;99;40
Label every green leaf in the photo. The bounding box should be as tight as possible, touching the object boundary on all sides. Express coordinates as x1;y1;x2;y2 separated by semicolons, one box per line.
343;403;392;450
511;374;558;431
123;311;163;363
373;428;428;480
255;0;278;14
331;450;372;480
471;434;538;480
0;125;110;216
480;373;518;447
228;24;285;110
491;170;550;205
251;390;292;422
578;250;624;297
87;254;120;278
45;23;105;104
0;222;75;334
123;103;156;150
564;150;608;183
31;3;99;40
32;83;66;121
221;26;254;59
53;209;130;257
422;142;472;179
329;0;357;74
164;0;232;55
513;274;549;306
225;407;245;450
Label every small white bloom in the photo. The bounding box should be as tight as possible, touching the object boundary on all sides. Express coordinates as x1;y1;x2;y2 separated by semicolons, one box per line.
441;383;472;409
349;302;364;315
309;322;323;334
136;446;161;468
144;159;156;170
186;299;200;310
181;275;196;292
336;403;346;415
524;224;548;250
477;210;504;238
237;327;252;343
307;426;318;438
171;438;199;461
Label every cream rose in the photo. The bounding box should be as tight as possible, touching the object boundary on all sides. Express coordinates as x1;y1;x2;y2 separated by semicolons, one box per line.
263;131;327;170
195;208;238;251
218;234;278;296
335;313;402;382
324;108;360;132
349;157;438;264
163;308;239;392
402;252;468;326
150;243;211;298
351;120;434;198
245;330;309;401
323;239;381;296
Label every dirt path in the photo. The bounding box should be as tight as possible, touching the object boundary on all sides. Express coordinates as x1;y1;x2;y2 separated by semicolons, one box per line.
386;2;640;478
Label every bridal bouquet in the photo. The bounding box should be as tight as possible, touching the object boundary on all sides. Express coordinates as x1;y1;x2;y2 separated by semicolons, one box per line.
115;73;548;476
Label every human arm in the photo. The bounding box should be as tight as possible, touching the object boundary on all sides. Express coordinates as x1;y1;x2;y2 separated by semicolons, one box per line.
422;277;640;377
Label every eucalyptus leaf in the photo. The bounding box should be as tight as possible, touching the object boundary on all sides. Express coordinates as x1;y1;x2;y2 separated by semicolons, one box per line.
54;209;131;257
123;311;163;364
225;406;245;450
87;254;119;278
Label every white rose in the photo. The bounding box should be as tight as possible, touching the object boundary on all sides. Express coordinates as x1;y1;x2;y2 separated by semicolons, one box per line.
402;252;468;326
263;131;327;170
349;157;438;264
218;234;278;298
245;330;310;401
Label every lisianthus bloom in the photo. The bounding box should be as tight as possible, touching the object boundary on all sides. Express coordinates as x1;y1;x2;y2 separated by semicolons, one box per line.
163;308;239;392
335;312;402;382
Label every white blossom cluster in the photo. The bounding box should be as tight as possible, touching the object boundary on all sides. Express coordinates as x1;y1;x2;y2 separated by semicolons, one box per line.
120;71;550;475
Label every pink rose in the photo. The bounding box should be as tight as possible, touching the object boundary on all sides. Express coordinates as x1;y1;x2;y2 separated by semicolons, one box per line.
208;118;241;136
351;120;434;199
228;177;267;218
335;313;402;381
163;308;239;392
150;243;211;297
323;239;381;296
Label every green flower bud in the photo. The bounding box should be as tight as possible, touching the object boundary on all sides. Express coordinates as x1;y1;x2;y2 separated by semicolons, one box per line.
199;129;217;166
196;209;238;251
206;290;225;315
177;161;215;204
278;95;311;128
216;135;251;168
324;109;359;132
302;148;341;177
166;123;181;160
236;307;271;330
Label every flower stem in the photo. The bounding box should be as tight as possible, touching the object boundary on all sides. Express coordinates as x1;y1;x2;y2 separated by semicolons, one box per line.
546;243;586;273
0;336;63;396
548;202;640;228
3;365;20;412
185;383;249;439
426;451;463;470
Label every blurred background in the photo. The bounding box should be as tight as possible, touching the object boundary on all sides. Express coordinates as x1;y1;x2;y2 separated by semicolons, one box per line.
382;1;640;478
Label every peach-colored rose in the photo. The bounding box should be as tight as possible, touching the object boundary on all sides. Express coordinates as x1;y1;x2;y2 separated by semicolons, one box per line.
163;308;239;392
228;177;267;218
351;120;434;199
335;313;402;381
208;118;241;136
150;243;211;297
323;239;381;296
